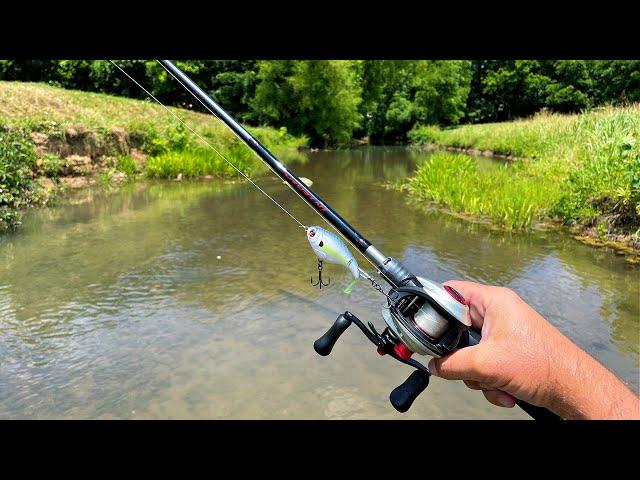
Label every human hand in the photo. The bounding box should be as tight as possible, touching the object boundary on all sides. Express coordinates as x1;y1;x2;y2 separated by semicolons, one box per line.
427;280;640;419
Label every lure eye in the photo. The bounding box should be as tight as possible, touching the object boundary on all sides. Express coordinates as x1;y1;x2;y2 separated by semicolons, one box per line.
309;229;316;237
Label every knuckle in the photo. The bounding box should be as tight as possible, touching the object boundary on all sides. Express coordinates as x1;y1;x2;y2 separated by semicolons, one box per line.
499;286;517;299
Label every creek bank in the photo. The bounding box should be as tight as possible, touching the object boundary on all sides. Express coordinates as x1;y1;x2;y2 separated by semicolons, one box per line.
29;124;148;189
405;106;640;257
404;150;639;258
411;143;518;162
0;81;308;232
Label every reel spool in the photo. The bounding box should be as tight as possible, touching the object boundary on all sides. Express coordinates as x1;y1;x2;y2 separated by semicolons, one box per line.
383;277;471;358
313;276;474;412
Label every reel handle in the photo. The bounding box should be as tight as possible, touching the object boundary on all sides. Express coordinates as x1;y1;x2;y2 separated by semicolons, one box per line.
461;328;562;421
390;370;430;413
314;314;352;356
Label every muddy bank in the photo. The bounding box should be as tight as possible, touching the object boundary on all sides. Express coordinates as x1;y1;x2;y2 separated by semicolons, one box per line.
411;142;518;161
30;124;148;190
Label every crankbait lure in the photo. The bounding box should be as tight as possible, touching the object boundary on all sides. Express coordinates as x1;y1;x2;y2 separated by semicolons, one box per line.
307;226;359;293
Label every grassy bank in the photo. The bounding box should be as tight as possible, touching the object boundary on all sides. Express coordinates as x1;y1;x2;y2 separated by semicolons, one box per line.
0;81;307;232
408;105;640;248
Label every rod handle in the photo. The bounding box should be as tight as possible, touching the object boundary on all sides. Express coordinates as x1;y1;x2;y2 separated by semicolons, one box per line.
390;370;430;413
460;328;561;421
314;314;352;356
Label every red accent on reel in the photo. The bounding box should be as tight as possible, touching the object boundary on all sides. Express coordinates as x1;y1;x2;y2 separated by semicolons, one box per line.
444;285;467;305
394;343;413;361
377;347;386;356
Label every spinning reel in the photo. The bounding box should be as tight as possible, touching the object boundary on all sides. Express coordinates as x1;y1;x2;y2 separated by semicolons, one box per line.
314;275;477;413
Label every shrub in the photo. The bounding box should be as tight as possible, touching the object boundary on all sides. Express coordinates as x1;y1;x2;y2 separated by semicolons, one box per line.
0;127;43;231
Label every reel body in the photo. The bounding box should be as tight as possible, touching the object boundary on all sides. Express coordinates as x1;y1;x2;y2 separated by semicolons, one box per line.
313;276;473;412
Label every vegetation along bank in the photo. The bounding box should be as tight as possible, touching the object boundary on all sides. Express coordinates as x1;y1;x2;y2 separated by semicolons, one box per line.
0;81;307;232
407;104;640;255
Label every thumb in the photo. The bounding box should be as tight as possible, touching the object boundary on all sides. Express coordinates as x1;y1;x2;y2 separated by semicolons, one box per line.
428;345;485;382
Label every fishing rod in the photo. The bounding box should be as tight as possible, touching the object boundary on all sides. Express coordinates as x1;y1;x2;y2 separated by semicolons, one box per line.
123;60;560;420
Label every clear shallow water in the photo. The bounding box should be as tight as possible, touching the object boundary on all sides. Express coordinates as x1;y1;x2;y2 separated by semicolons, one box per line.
0;146;637;419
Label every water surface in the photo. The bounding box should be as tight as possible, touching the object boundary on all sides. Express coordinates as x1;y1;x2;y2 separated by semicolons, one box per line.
0;147;637;419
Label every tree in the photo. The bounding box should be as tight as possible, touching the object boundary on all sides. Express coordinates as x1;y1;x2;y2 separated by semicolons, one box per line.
412;60;472;126
359;61;472;142
253;60;362;146
358;60;418;142
591;60;640;104
289;60;362;146
252;60;298;128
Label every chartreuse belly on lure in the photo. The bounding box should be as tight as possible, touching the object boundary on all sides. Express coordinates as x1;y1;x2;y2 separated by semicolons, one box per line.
306;226;360;293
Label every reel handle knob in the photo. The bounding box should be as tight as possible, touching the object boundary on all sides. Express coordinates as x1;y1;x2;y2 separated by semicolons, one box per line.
389;369;430;413
314;314;352;356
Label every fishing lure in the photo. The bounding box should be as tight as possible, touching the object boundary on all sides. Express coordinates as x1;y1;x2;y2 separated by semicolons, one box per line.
306;226;359;293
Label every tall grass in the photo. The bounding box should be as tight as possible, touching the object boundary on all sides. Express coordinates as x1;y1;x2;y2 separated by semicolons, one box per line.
409;105;640;235
146;146;257;179
145;127;307;179
409;153;557;229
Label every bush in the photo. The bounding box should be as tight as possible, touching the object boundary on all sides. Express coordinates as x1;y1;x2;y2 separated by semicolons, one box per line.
0;127;43;231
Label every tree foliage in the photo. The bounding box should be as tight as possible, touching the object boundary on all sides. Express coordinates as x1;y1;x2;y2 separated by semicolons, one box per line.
465;60;640;123
0;59;637;146
253;60;362;146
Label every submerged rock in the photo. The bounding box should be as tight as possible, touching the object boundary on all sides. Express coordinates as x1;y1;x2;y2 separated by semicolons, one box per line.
299;177;313;187
111;171;127;184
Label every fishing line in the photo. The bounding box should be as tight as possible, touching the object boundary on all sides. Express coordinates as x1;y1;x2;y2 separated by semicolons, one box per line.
109;60;307;230
112;60;389;297
155;60;392;285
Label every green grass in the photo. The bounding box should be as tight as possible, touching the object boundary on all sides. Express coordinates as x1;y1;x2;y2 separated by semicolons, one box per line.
146;147;246;178
0;81;307;155
409;153;557;229
408;105;640;235
116;155;139;176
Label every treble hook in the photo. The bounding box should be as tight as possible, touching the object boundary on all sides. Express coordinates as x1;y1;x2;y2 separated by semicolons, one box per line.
311;260;331;289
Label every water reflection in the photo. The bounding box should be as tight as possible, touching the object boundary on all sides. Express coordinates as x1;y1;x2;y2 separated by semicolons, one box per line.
0;147;637;419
